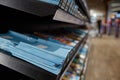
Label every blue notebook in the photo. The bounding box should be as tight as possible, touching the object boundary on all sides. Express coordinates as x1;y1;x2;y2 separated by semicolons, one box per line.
40;0;59;5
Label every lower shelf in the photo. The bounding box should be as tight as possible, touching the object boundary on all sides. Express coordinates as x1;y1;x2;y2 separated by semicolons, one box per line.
0;29;88;80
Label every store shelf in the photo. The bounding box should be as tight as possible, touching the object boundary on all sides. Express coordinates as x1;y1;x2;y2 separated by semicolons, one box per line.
0;0;58;17
53;9;84;25
0;5;87;33
0;0;89;25
0;30;88;80
0;0;90;80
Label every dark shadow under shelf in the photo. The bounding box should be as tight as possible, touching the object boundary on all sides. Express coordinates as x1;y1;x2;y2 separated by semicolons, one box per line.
0;4;84;33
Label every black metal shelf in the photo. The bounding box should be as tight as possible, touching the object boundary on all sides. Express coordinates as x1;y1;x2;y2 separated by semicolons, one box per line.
0;4;86;33
0;33;88;80
0;0;89;25
0;0;58;17
0;0;89;80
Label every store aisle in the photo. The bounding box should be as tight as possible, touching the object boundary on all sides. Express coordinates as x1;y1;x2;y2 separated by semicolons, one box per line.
86;35;120;80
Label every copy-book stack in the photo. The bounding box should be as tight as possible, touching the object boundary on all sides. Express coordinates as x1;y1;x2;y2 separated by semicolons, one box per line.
0;30;73;75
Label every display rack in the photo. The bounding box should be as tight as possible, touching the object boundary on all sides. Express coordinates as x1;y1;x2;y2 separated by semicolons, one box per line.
0;0;89;25
0;0;90;80
0;30;88;80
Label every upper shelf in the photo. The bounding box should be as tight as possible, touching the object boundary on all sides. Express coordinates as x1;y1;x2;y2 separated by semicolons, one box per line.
0;0;58;17
0;0;89;24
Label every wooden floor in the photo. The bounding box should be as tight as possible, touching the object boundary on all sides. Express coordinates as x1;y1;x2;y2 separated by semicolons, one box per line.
86;35;120;80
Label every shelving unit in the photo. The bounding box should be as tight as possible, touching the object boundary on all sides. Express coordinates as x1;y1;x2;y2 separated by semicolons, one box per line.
0;0;90;80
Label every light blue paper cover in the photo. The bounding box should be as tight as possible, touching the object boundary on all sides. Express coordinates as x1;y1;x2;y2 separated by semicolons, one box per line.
39;0;59;5
0;37;62;74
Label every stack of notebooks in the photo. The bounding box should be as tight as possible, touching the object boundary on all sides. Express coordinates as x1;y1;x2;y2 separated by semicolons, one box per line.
0;29;87;76
0;30;73;75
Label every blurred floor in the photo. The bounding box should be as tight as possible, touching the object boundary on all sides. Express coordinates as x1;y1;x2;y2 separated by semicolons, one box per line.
86;35;120;80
